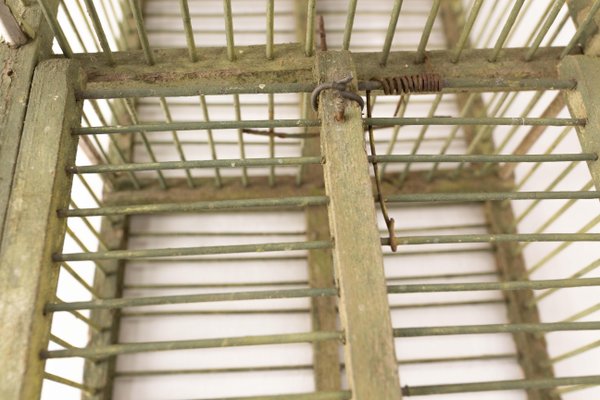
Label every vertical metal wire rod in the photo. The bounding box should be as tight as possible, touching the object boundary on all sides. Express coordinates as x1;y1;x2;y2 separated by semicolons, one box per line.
342;0;358;50
268;93;276;186
551;339;600;364
560;0;600;58
60;0;88;53
304;0;316;56
60;262;100;299
37;0;74;57
489;0;526;62
69;200;108;249
514;161;580;225
380;0;403;66
128;0;155;64
83;0;115;65
534;258;600;305
222;0;236;60
516;126;571;190
503;0;535;45
399;94;442;185
546;10;571;46
87;102;129;176
451;0;483;63
75;174;102;207
103;0;128;48
380;95;409;176
525;0;565;61
415;0;441;64
427;93;476;180
452;91;511;177
99;100;142;189
179;0;197;62
159;98;195;188
233;95;249;186
121;99;168;189
478;1;510;47
266;0;274;59
74;0;101;50
199;96;223;187
528;213;600;276
526;180;594;238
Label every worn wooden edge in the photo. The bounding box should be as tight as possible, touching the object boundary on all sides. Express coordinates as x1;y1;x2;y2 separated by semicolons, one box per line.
101;169;513;207
440;3;558;400
294;1;341;390
559;56;600;192
566;0;600;56
0;58;83;400
0;1;29;47
73;45;570;99
0;0;56;247
317;50;402;400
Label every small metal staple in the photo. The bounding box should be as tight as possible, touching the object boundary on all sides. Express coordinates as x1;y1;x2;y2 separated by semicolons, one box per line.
311;75;365;114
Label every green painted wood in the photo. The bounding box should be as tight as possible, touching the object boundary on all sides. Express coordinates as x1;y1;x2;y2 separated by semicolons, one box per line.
560;56;600;191
316;50;402;400
0;1;57;247
0;59;83;400
566;0;600;55
76;46;568;99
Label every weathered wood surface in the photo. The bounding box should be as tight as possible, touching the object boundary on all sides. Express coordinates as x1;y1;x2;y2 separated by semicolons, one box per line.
103;169;514;206
0;1;28;46
317;50;402;400
0;59;82;400
76;45;569;99
560;56;600;192
566;0;600;55
295;0;341;390
0;0;57;246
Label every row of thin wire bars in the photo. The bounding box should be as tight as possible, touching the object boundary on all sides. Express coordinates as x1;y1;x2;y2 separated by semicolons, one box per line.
37;0;600;397
42;0;594;62
45;88;600;397
37;0;595;192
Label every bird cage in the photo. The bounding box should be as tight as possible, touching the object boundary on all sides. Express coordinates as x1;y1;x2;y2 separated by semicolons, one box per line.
2;0;600;399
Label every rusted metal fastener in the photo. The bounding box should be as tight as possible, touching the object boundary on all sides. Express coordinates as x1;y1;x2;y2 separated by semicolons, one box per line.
311;75;365;121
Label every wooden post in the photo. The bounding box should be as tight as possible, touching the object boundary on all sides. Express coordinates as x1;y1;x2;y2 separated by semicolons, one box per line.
0;0;58;246
295;2;342;390
0;59;83;400
559;56;600;190
316;50;402;400
440;3;558;400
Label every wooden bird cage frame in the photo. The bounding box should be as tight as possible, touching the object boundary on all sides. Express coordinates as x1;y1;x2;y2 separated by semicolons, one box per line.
2;0;600;399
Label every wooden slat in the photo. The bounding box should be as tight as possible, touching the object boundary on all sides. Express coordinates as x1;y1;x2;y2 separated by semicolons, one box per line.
76;46;569;99
103;169;514;207
560;56;600;191
0;59;82;400
316;50;402;400
295;0;341;390
0;1;57;245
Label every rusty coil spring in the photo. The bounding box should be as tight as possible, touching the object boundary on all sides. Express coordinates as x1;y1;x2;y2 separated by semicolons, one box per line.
372;73;443;95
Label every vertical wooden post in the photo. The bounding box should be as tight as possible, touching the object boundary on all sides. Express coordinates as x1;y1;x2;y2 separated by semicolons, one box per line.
0;0;59;245
559;56;600;190
317;50;402;400
0;59;83;400
295;0;342;390
440;3;558;400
